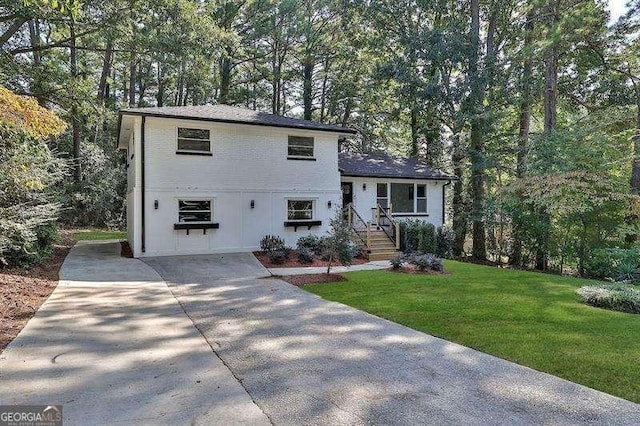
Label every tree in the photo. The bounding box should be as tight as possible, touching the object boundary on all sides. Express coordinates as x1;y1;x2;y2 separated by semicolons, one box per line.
323;209;354;274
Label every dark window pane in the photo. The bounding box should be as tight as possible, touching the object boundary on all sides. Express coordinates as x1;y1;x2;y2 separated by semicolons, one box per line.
287;136;314;157
377;198;388;208
178;128;209;140
178;138;210;152
179;200;210;211
417;185;426;198
179;212;211;222
417;199;427;213
288;145;314;157
390;183;414;213
377;183;387;198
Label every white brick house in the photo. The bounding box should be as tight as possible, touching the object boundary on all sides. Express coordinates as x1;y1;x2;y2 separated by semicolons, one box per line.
117;105;454;258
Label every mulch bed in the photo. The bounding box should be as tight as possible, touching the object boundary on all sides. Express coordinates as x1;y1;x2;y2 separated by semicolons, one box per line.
0;231;75;351
272;273;347;287
253;250;368;269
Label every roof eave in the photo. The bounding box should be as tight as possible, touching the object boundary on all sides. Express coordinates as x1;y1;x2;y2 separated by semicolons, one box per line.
340;172;458;181
119;110;357;135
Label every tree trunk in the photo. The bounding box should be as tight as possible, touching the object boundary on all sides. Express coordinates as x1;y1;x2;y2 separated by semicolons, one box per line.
537;0;559;271
219;50;232;104
303;58;313;120
70;19;81;184
631;96;640;194
28;19;46;106
510;10;534;267
156;61;164;107
452;131;467;256
469;0;486;260
128;58;136;107
97;39;113;104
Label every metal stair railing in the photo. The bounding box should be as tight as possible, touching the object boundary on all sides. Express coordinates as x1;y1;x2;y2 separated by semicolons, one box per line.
375;204;401;250
345;203;369;250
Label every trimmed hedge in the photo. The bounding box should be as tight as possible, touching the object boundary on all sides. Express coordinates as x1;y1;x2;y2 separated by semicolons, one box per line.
577;283;640;314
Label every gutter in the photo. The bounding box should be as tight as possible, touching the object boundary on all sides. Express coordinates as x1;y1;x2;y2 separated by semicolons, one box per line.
141;116;146;253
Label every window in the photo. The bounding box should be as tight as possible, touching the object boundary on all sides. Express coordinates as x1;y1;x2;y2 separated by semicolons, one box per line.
288;136;314;158
177;128;210;153
178;200;212;223
287;200;313;220
391;183;415;213
417;184;427;213
376;183;388;208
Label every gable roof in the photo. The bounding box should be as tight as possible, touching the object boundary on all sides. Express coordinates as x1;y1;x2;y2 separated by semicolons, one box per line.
120;105;356;134
339;152;456;180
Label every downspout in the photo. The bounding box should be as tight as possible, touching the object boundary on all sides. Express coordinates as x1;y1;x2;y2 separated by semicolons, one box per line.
141;115;146;253
442;180;452;226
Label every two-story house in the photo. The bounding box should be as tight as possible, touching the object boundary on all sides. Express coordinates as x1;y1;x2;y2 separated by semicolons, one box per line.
117;105;454;258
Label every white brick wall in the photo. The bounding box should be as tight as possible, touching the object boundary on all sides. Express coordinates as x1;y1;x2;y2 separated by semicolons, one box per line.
128;117;342;257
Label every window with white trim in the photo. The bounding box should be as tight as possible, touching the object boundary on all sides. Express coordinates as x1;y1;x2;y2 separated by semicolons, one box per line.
416;184;427;213
178;200;212;223
177;128;210;153
376;183;388;208
287;200;313;221
287;136;314;158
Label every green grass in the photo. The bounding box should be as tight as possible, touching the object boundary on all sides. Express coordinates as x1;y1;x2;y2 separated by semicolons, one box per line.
72;230;126;241
303;261;640;403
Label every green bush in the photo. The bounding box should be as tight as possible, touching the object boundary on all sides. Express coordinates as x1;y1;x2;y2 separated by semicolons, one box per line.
584;248;640;282
436;226;455;259
297;247;314;264
260;235;285;253
399;219;437;254
407;253;444;272
577;283;640;314
390;253;403;269
296;234;323;254
268;248;290;264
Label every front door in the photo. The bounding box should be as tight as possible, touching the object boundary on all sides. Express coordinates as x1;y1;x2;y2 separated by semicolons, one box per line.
341;182;353;208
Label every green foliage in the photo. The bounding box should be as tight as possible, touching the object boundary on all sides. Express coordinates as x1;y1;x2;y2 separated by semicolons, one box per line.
584;248;640;282
577;284;640;314
296;247;314;264
399;220;437;254
73;230;126;241
406;253;444;272
390;253;403;269
323;209;354;273
268;248;290;264
260;235;286;253
436;226;455;259
296;234;323;255
0;112;66;266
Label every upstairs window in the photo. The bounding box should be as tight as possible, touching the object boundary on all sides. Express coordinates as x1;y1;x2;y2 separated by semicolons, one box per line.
287;200;313;221
288;136;314;158
178;200;212;223
177;128;210;153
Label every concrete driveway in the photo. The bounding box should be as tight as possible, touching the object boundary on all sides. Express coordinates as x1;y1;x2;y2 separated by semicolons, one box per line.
145;253;640;425
0;241;269;425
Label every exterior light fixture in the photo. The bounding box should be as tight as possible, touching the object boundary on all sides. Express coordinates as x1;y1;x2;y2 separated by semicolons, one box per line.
250;200;255;209
327;200;332;208
362;183;367;191
154;200;159;209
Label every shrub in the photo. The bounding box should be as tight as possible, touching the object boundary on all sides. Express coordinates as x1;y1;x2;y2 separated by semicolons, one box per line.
577;284;640;314
399;219;437;254
268;248;290;264
436;226;455;259
408;253;444;272
323;210;354;273
297;247;315;264
297;234;323;254
260;235;285;253
583;248;640;282
390;253;404;270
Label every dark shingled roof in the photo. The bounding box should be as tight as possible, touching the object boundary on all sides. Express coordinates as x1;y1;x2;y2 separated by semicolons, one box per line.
339;152;456;180
120;105;356;134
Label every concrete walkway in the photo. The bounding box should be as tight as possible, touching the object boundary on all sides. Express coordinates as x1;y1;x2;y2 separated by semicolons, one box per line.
0;241;269;425
146;253;640;425
268;260;390;276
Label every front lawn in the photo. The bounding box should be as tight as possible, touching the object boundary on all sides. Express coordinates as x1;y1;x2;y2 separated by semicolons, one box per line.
303;261;640;403
73;230;126;241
